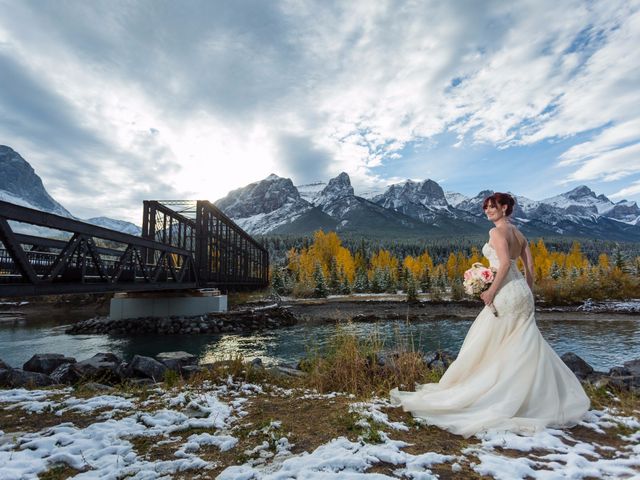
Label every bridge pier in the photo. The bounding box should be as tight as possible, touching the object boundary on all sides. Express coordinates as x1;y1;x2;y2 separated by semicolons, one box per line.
109;289;227;320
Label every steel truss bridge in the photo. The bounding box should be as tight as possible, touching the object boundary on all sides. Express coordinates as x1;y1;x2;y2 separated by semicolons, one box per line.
0;200;269;297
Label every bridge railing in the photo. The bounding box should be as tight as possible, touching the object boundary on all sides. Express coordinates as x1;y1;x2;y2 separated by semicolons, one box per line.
0;200;198;296
143;200;269;289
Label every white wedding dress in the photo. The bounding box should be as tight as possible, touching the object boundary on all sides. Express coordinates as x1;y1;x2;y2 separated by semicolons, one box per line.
390;243;590;437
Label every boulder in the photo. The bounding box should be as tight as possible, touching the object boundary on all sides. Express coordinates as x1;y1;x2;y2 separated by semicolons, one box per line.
608;366;631;377
74;353;123;383
275;366;307;377
607;375;640;393
23;354;76;375
0;358;10;370
0;368;53;388
78;382;115;393
126;355;167;382
423;350;456;370
561;352;594;379
250;358;264;368
623;359;640;376
180;365;206;380
156;351;197;371
50;363;83;385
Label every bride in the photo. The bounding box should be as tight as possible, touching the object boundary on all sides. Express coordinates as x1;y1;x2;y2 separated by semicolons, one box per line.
390;192;590;437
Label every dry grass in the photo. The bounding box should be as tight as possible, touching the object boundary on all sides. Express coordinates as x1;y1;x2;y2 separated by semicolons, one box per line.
298;322;441;398
583;382;639;417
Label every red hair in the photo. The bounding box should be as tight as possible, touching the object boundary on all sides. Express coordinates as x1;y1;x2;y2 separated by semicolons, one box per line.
483;192;515;216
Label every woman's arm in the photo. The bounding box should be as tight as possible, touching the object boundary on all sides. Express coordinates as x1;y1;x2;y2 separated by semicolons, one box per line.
520;241;535;290
479;228;511;307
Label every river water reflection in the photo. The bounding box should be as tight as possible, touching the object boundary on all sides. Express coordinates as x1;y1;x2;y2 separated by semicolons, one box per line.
1;312;638;371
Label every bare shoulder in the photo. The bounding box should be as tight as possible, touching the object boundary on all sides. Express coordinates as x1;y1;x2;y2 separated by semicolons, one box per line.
489;226;507;239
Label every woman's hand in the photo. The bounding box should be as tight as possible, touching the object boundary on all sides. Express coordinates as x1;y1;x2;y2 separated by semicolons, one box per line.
480;288;496;306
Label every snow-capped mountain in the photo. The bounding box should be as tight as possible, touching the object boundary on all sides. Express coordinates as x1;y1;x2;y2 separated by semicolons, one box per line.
296;181;326;203
3;145;640;241
86;217;142;236
214;174;336;235
372;179;451;222
309;173;446;235
542;186;640;224
444;191;469;208
0;145;142;236
0;145;71;217
543;186;614;217
212;171;640;240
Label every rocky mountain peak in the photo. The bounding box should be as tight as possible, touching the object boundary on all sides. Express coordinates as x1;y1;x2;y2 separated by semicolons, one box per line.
215;174;305;218
566;185;596;200
314;172;354;207
0;145;71;216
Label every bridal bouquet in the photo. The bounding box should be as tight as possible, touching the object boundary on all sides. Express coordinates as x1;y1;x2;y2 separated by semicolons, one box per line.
463;263;498;316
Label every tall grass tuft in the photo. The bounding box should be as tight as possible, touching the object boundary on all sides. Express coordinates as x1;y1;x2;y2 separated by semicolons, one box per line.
300;322;439;398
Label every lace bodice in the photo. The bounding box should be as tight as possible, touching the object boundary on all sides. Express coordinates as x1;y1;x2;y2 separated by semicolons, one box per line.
482;242;517;269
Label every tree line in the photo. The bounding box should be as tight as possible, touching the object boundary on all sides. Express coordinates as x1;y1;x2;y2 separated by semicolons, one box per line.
268;231;640;303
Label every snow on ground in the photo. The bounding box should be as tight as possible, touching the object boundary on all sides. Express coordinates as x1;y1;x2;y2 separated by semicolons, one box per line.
0;381;638;479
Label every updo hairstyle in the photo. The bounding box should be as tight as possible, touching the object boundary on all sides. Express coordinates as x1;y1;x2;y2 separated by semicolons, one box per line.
482;192;516;216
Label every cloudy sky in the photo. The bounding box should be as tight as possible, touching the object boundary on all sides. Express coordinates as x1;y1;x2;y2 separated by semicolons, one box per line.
1;0;639;222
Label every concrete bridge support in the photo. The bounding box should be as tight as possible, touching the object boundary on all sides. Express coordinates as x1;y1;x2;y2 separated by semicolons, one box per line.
109;289;227;320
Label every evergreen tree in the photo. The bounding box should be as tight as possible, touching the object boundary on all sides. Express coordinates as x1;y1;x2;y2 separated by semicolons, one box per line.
340;276;351;295
353;267;369;293
406;272;418;302
450;278;465;301
396;263;405;291
371;268;383;293
550;262;562;280
383;267;395;293
328;257;340;293
613;250;626;271
313;262;328;298
271;267;285;295
420;267;431;292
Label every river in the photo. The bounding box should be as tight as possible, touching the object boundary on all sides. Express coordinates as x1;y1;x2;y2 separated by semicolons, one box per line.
1;302;638;371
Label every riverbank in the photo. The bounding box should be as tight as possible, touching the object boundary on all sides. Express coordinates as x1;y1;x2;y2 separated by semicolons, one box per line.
3;293;640;327
1;356;638;479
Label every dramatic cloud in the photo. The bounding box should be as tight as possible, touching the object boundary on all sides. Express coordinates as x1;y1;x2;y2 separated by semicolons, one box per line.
0;0;638;221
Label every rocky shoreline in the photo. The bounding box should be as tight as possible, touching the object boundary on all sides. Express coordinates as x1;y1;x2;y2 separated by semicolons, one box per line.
1;347;638;396
65;305;296;335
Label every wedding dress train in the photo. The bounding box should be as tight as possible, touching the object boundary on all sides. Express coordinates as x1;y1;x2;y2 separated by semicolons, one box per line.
390;243;590;437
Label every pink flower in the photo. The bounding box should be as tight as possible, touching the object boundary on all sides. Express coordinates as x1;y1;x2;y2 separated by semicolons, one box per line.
481;269;494;282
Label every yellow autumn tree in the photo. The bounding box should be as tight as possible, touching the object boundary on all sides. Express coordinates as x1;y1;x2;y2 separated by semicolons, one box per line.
370;249;398;279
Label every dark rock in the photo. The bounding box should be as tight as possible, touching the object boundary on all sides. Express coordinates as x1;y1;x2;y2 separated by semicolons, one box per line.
276;366;307;377
78;382;115;393
180;365;206;379
0;368;53;388
607;375;640;393
23;353;76;375
126;355;167;382
623;359;640;376
0;368;11;386
423;350;456;370
50;363;83;385
156;351;197;371
608;366;631;377
0;358;10;370
74;353;123;383
561;352;594;379
250;358;263;368
129;378;156;387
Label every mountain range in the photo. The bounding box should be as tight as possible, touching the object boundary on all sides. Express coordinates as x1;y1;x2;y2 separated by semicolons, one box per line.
0;145;141;236
214;173;640;241
1;144;640;242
